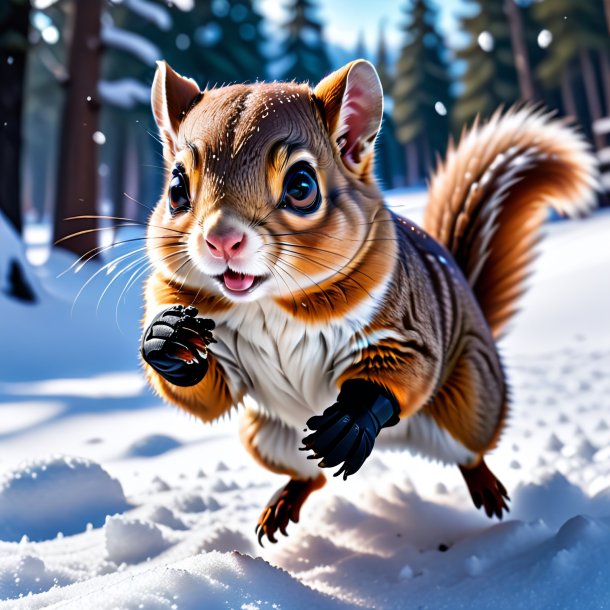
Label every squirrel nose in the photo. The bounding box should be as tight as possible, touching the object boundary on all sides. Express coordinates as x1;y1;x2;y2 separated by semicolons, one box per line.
205;229;247;259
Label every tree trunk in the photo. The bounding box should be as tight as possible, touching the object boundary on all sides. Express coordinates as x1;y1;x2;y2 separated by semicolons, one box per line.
579;48;605;149
599;52;610;117
421;133;432;176
53;0;102;256
604;0;610;35
0;0;30;234
406;140;419;186
503;0;536;101
560;67;578;119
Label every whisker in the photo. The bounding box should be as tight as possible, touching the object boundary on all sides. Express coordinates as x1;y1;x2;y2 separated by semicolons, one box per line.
266;246;374;298
263;251;335;311
276;243;379;284
55;226;179;251
59;236;183;278
116;250;190;329
259;253;296;305
260;257;299;312
169;256;195;290
264;241;353;262
123;191;156;214
70;246;159;315
64;215;189;236
97;253;150;314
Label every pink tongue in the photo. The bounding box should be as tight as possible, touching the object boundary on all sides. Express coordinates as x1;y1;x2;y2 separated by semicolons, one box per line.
223;269;255;291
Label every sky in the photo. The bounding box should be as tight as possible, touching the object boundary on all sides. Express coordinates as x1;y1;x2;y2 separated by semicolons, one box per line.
258;0;471;55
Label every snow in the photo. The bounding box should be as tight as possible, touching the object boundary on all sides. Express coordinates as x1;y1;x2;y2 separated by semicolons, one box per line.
125;0;172;31
99;78;151;109
0;211;41;301
0;457;128;542
101;24;161;66
0;195;609;608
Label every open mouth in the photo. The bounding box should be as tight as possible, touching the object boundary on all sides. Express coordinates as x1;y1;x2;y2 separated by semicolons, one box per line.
215;269;266;295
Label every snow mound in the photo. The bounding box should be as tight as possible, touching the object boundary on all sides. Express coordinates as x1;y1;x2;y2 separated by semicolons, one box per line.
147;506;187;530
0;553;73;600
0;456;128;541
173;492;220;513
105;515;171;564
126;433;182;457
511;472;610;529
10;552;350;610
0;210;40;303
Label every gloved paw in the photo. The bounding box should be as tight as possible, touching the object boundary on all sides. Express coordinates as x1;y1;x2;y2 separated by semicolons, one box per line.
301;380;399;480
141;305;215;387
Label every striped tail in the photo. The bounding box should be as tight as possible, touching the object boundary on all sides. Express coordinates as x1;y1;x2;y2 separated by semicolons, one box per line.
423;106;599;339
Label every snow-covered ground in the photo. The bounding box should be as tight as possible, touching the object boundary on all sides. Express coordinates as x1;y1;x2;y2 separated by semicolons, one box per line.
0;196;609;609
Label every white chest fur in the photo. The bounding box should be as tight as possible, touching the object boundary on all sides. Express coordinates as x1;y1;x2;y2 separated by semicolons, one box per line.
210;301;365;429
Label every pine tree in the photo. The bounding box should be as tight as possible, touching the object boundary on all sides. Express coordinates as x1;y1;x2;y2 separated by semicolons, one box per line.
101;0;171;224
355;29;367;60
503;0;536;101
393;0;453;184
0;0;30;234
454;0;519;126
22;0;68;224
187;0;267;86
533;0;609;148
277;0;331;83
375;19;392;93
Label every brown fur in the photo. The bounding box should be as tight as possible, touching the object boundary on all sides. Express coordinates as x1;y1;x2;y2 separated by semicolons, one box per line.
425;108;598;339
142;61;598;535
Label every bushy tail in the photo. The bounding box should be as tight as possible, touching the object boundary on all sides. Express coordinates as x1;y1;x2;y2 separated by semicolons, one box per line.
423;106;599;340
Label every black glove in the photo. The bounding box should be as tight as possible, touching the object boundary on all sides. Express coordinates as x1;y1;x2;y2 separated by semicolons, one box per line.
141;305;215;387
301;379;400;480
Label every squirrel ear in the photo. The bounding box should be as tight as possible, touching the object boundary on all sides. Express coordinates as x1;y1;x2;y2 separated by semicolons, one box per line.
151;61;201;154
314;60;383;176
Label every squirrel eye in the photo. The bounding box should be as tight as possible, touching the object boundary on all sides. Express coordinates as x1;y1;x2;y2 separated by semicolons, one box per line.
280;163;320;214
168;167;190;214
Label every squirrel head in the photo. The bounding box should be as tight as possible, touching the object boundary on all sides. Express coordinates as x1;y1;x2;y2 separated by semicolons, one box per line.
147;60;391;310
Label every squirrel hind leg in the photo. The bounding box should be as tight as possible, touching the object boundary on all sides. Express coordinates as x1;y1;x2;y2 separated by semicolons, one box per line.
459;458;510;520
256;474;326;546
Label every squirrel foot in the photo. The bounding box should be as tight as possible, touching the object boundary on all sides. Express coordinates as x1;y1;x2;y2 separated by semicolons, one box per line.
459;459;510;520
255;474;325;546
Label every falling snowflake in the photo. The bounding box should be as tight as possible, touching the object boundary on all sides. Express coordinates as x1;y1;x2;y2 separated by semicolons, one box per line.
538;29;553;49
477;31;494;53
92;131;106;145
434;101;447;116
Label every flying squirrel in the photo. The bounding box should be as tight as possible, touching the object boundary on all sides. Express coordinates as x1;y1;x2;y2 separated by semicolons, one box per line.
141;59;598;544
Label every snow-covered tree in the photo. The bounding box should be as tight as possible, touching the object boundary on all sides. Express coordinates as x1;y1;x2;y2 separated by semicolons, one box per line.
277;0;331;83
101;0;171;224
393;0;453;184
533;0;610;148
375;20;392;93
454;0;520;126
172;0;267;87
354;29;367;60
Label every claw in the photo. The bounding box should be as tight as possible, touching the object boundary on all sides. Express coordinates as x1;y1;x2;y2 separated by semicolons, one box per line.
255;475;325;546
459;459;510;520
